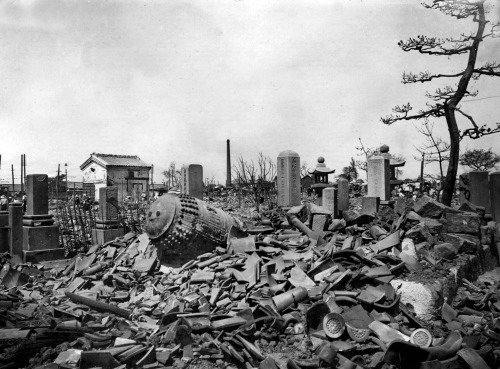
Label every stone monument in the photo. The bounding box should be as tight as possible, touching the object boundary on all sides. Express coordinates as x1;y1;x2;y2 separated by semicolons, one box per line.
21;174;63;262
337;177;350;215
92;186;124;245
277;150;301;207
367;151;390;202
180;164;204;200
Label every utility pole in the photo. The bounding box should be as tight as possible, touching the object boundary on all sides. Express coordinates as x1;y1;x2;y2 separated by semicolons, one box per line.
11;165;14;197
57;164;61;199
65;164;68;201
420;152;425;193
20;155;23;194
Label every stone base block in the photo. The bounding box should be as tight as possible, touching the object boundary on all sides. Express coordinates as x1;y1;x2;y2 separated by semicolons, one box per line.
391;244;497;320
92;228;124;246
23;225;59;251
23;248;66;263
0;212;8;227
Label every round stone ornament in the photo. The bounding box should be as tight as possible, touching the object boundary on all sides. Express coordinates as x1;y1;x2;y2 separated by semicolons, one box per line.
410;328;433;347
323;313;346;339
346;323;370;342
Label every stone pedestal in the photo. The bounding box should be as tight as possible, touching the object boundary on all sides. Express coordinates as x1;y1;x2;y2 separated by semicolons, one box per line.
23;226;59;251
180;164;204;200
460;171;490;214
490;172;500;221
0;211;8;227
92;228;125;246
322;187;338;218
337;178;349;214
0;211;8;253
362;197;380;216
277;151;301;207
367;155;390;201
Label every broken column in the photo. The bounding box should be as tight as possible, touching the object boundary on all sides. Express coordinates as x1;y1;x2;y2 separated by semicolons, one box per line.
460;171;490;215
145;194;242;267
367;151;390;202
21;174;62;262
92;186;124;245
180;164;203;200
277;150;301;207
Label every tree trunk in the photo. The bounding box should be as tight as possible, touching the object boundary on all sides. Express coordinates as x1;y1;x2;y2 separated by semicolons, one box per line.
441;3;486;206
441;108;461;206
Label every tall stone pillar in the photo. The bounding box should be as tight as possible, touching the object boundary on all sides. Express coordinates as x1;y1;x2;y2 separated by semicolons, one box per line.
367;155;390;201
9;203;23;256
180;164;204;200
92;186;124;246
277;150;301;207
490;172;500;221
337;178;350;214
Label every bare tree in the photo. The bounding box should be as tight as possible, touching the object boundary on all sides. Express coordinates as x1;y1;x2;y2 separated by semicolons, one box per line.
382;0;500;205
355;138;404;177
414;119;451;181
232;152;276;211
300;162;310;178
355;138;378;173
162;162;181;189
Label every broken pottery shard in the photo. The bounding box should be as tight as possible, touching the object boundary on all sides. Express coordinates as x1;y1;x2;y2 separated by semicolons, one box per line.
369;320;410;345
371;232;400;253
289;265;316;289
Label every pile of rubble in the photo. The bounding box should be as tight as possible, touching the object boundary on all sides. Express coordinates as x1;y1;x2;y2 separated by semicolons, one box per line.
1;195;500;369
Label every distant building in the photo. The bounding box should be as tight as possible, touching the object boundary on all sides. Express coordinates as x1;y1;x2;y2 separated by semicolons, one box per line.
80;153;152;201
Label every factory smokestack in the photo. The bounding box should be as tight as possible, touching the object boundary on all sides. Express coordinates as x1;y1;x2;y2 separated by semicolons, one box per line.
226;139;231;187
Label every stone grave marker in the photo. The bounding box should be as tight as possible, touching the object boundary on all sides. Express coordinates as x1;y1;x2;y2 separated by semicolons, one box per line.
322;187;337;218
367;155;390;201
337;178;349;214
25;174;49;215
180;164;204;200
98;186;119;221
490;172;500;221
459;171;490;214
277;150;301;207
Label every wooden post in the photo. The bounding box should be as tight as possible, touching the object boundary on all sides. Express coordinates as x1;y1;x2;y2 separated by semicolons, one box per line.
11;165;14;197
420;152;425;193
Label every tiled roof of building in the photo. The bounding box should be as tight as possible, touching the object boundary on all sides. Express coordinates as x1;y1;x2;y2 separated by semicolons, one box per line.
80;153;152;170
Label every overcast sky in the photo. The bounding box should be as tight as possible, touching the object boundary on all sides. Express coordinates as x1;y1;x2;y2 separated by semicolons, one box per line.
1;0;499;184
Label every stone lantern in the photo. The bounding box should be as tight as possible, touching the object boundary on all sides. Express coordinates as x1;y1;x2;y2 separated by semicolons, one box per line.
379;145;406;189
309;157;335;205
